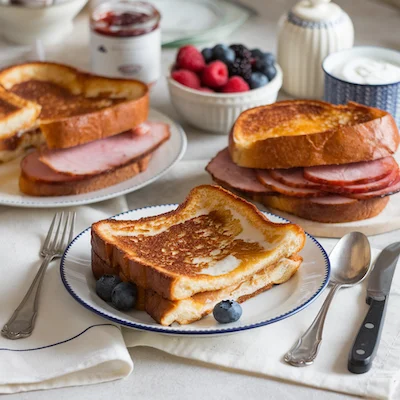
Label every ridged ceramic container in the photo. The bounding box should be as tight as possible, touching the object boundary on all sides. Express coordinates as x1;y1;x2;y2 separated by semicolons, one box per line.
277;0;354;99
323;46;400;127
167;65;282;134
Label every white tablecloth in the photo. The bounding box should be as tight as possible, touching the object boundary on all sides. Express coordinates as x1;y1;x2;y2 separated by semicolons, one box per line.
1;0;400;398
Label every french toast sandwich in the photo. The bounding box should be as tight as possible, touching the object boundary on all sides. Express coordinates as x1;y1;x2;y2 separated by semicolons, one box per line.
0;62;171;196
207;100;400;223
91;185;306;325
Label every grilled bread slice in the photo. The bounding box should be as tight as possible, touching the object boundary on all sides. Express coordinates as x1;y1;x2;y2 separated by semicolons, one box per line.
229;100;399;169
0;62;149;149
92;185;305;301
0;87;42;162
19;153;152;197
92;249;302;326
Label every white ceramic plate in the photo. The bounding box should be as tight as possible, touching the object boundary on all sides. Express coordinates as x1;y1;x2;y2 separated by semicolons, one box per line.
0;109;187;208
152;0;251;47
60;206;330;336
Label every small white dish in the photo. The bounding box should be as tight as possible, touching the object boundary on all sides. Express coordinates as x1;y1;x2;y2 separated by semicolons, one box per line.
0;0;88;45
61;207;330;336
167;64;283;134
0;109;187;208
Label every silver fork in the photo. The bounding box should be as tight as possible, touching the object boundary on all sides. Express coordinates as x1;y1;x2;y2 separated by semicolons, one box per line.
1;212;76;340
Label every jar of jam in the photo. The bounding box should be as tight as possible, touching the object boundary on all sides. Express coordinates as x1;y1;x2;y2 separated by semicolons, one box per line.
90;1;161;85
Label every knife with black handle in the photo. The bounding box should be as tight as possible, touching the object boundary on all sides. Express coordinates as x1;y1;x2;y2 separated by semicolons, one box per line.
348;242;400;374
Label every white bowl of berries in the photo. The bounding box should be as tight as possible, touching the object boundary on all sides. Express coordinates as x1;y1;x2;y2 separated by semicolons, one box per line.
167;44;282;134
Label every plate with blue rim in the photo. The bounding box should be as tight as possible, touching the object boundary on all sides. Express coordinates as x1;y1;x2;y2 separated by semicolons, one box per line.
60;206;330;336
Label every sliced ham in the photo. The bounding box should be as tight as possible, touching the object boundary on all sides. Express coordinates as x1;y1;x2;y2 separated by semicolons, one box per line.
344;175;400;199
21;151;80;183
270;169;322;189
132;123;151;136
39;122;170;176
256;170;326;198
206;148;270;194
304;157;397;186
323;168;399;194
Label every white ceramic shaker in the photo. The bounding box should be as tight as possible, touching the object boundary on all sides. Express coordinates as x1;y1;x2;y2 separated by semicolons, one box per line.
277;0;354;98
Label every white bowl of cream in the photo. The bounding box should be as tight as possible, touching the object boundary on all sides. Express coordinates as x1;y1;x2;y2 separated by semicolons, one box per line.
322;46;400;126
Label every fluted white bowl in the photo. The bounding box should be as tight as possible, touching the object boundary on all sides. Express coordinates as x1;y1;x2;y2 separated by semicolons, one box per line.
167;65;283;134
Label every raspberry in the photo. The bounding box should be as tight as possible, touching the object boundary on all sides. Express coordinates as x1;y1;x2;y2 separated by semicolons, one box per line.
198;87;214;93
172;69;201;89
222;76;250;93
176;45;205;73
201;61;229;88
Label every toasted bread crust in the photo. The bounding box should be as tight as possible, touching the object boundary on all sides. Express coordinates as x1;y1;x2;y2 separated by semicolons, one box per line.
91;185;306;300
255;194;389;223
0;62;149;149
91;250;146;310
19;154;151;196
230;100;400;169
92;248;302;325
0;128;43;163
0;86;41;141
145;255;302;325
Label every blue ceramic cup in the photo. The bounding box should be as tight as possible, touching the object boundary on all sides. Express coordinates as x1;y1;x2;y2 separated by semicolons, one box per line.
323;46;400;127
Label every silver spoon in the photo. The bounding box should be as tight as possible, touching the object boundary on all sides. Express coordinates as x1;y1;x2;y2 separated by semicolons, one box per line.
284;232;371;367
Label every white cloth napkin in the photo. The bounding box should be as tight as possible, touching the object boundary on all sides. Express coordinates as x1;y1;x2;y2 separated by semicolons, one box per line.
2;159;400;399
0;197;133;393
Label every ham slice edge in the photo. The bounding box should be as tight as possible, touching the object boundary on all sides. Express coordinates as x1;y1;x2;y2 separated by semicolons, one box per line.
39;122;170;176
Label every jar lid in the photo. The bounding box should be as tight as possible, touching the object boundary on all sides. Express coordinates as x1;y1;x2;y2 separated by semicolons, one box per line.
291;0;343;22
91;1;160;38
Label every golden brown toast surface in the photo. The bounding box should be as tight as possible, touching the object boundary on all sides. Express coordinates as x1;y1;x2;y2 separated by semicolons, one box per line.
11;80;125;119
230;100;399;169
0;62;149;149
91;185;306;300
115;210;265;277
0;98;19;117
235;100;383;141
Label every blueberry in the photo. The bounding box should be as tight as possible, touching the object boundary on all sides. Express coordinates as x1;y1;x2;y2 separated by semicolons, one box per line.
260;52;275;65
212;44;235;64
96;274;122;302
249;72;269;89
250;48;264;59
213;300;242;324
265;64;277;81
254;60;277;80
201;48;213;64
111;282;138;311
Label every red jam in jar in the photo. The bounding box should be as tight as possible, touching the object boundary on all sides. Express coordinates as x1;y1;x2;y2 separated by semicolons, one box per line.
90;1;161;84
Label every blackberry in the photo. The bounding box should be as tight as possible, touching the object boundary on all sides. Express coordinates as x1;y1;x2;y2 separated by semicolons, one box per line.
228;57;252;82
229;44;251;61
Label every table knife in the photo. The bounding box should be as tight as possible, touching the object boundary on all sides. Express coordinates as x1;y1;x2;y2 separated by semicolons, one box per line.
348;242;400;374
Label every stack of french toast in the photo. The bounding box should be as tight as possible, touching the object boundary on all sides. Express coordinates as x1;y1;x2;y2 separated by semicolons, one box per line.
0;62;170;196
91;185;306;325
207;100;400;223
